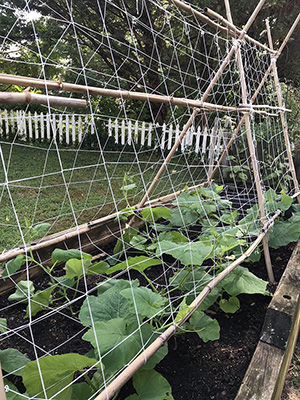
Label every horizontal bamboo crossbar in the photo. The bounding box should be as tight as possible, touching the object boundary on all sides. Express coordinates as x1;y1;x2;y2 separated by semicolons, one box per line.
0;74;286;117
0;73;280;115
0;92;87;108
95;209;281;400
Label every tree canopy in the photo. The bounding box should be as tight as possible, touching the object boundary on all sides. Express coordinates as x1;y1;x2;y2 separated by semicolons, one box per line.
0;0;299;121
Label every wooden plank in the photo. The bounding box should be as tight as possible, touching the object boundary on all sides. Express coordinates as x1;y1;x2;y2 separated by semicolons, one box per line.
235;341;284;400
235;240;300;400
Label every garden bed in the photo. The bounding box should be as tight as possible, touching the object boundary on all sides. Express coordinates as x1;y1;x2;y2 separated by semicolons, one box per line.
1;185;300;400
0;243;295;399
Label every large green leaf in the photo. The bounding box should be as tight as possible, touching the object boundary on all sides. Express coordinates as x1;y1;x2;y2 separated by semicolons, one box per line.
221;266;270;296
187;310;220;342
106;256;162;274
168;208;198;227
125;370;174;400
8;280;34;303
51;248;92;264
97;278;140;296
141;207;171;222
120;287;167;319
31;223;51;239
169;268;211;293
157;240;212;266
191;200;216;217
71;383;94;400
22;354;97;400
26;286;56;318
82;318;153;375
79;290;134;327
269;213;300;249
2;254;25;278
87;261;110;275
172;192;196;207
158;231;189;243
0;348;30;376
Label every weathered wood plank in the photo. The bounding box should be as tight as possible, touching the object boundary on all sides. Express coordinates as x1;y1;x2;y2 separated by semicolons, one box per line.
235;240;300;400
235;341;284;400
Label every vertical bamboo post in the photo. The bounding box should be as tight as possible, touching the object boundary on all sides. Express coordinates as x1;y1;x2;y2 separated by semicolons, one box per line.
0;363;7;400
208;13;300;184
224;0;274;283
265;17;300;203
132;0;266;214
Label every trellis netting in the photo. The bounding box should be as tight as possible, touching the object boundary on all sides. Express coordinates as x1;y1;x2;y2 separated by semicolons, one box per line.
0;0;299;399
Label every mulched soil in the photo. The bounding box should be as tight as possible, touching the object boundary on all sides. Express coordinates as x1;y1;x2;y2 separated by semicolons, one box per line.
0;243;294;399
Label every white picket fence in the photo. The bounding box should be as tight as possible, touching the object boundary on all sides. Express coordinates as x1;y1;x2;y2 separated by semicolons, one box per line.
0;110;231;156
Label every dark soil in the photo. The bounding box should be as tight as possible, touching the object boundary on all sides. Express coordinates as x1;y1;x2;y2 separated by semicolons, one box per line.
0;243;294;399
119;243;294;400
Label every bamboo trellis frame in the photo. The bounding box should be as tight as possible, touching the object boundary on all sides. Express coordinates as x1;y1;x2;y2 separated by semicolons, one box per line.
93;3;300;398
0;1;299;399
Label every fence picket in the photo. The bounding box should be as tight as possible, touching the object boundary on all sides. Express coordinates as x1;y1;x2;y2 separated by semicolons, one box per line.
127;120;131;145
40;113;44;141
4;110;9;135
141;121;145;145
65;115;69;144
28;111;33;140
78;115;82;143
0;110;227;155
34;112;38;140
114;119;119;144
71;115;76;144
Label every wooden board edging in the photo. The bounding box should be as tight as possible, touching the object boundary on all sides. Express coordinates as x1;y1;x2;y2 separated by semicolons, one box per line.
235;240;300;400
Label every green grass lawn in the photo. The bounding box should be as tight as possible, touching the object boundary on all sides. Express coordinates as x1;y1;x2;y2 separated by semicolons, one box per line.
0;139;206;252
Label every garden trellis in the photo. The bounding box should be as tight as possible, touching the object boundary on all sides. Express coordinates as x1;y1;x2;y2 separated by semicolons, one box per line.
0;0;299;399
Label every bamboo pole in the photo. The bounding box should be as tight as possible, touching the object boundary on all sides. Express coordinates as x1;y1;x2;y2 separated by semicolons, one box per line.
208;12;300;184
265;18;300;203
132;0;266;213
203;7;275;54
0;74;279;114
171;0;275;54
0;92;86;108
224;0;274;283
95;210;280;400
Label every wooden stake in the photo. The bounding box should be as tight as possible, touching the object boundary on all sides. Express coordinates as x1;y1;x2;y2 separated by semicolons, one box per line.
224;0;274;283
265;18;300;203
0;92;86;108
94;211;280;400
0;363;7;400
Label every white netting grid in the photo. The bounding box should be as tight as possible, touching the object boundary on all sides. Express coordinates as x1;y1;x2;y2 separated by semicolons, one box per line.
0;1;298;399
